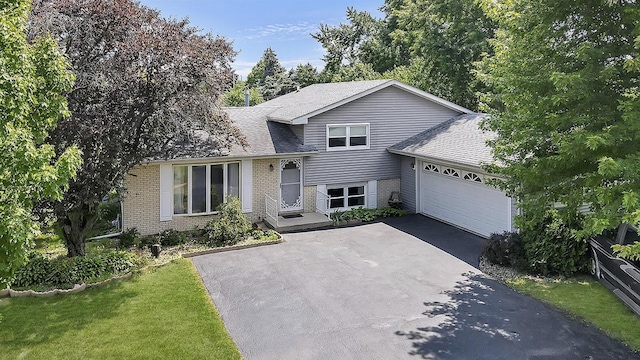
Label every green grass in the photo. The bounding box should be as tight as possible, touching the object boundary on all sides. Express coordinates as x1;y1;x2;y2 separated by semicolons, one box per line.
508;275;640;351
0;259;241;360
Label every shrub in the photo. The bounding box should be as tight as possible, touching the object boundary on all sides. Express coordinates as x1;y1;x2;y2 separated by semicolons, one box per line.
11;251;139;290
119;228;140;249
249;229;280;241
483;231;526;269
137;235;158;249
331;206;407;225
158;229;187;246
204;197;251;246
520;209;589;277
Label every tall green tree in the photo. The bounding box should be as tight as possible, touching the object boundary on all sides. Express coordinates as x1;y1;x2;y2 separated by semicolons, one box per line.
0;0;81;281
221;81;264;107
246;47;286;88
30;0;241;257
244;48;306;100
386;0;496;110
289;63;319;88
477;0;640;240
312;7;404;77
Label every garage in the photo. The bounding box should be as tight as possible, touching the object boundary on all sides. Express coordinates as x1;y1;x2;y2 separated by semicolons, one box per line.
419;161;512;237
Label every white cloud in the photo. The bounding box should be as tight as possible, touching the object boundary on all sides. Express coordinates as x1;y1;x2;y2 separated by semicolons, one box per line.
240;21;318;41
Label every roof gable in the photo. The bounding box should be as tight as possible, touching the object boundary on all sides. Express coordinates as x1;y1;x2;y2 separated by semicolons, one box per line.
256;79;472;124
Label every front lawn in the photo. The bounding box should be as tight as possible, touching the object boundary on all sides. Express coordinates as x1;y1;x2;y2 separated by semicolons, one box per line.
0;259;241;359
508;276;640;351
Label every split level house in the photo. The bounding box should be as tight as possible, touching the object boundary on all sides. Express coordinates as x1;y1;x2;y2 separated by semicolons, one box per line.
122;79;517;237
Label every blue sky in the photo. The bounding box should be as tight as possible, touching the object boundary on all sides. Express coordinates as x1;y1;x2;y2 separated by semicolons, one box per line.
139;0;383;79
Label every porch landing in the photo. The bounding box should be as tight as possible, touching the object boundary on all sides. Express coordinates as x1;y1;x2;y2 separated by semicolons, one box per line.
264;212;332;233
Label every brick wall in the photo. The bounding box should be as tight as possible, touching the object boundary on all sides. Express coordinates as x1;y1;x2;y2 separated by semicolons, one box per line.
377;178;401;208
251;158;279;222
303;185;317;212
122;159;282;236
122;164;217;235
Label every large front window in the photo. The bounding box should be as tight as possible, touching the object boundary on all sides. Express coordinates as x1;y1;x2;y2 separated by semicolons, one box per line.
328;184;366;209
173;163;240;215
327;124;369;150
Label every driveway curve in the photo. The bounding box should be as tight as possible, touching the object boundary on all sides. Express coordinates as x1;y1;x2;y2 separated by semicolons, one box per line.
192;215;639;360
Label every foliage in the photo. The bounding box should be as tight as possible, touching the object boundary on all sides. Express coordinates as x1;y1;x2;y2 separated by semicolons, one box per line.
519;209;589;277
29;0;241;257
246;47;286;87
386;0;496;110
289;63;320;88
11;251;139;290
483;231;526;269
249;229;280;242
118;228;140;249
312;7;404;75
613;241;640;262
331;206;407;225
311;2;492;109
320;62;387;83
158;229;188;247
204;197;251;246
0;260;242;359
508;276;640;351
221;81;264;107
477;0;640;254
243;48;317;101
0;0;81;284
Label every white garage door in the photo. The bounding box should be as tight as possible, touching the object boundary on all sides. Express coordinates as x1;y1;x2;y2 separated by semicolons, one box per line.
419;163;512;237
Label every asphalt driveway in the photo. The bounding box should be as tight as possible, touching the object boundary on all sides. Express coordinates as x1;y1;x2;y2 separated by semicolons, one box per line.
192;215;639;360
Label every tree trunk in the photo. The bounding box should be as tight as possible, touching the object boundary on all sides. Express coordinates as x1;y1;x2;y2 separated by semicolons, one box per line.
60;208;98;257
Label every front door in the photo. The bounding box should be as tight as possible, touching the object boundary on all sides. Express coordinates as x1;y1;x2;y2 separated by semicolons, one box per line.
280;158;303;212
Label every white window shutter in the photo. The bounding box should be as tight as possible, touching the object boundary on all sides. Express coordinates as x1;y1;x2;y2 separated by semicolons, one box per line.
241;160;253;213
316;184;327;214
159;164;173;221
367;180;377;209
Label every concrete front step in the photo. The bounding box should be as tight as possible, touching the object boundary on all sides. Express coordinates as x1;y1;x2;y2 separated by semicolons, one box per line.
264;212;332;232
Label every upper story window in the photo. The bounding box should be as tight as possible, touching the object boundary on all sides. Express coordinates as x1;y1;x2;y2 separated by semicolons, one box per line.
173;163;240;215
327;124;370;150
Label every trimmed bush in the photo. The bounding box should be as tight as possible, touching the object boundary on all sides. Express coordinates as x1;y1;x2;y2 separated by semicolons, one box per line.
204;197;251;246
483;231;526;269
520;209;589;277
11;251;139;290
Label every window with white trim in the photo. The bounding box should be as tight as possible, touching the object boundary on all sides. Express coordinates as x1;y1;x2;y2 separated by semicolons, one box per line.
423;163;440;173
463;172;483;183
442;167;460;177
327;124;369;150
173;163;240;215
327;184;366;209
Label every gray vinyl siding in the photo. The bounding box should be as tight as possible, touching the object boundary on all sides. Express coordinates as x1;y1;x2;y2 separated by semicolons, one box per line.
400;156;417;213
291;125;304;143
304;86;461;185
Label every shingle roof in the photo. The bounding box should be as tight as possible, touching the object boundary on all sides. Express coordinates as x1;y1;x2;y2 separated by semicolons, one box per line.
255;79;471;123
225;106;316;156
388;113;496;168
164;106;316;160
255;80;390;122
